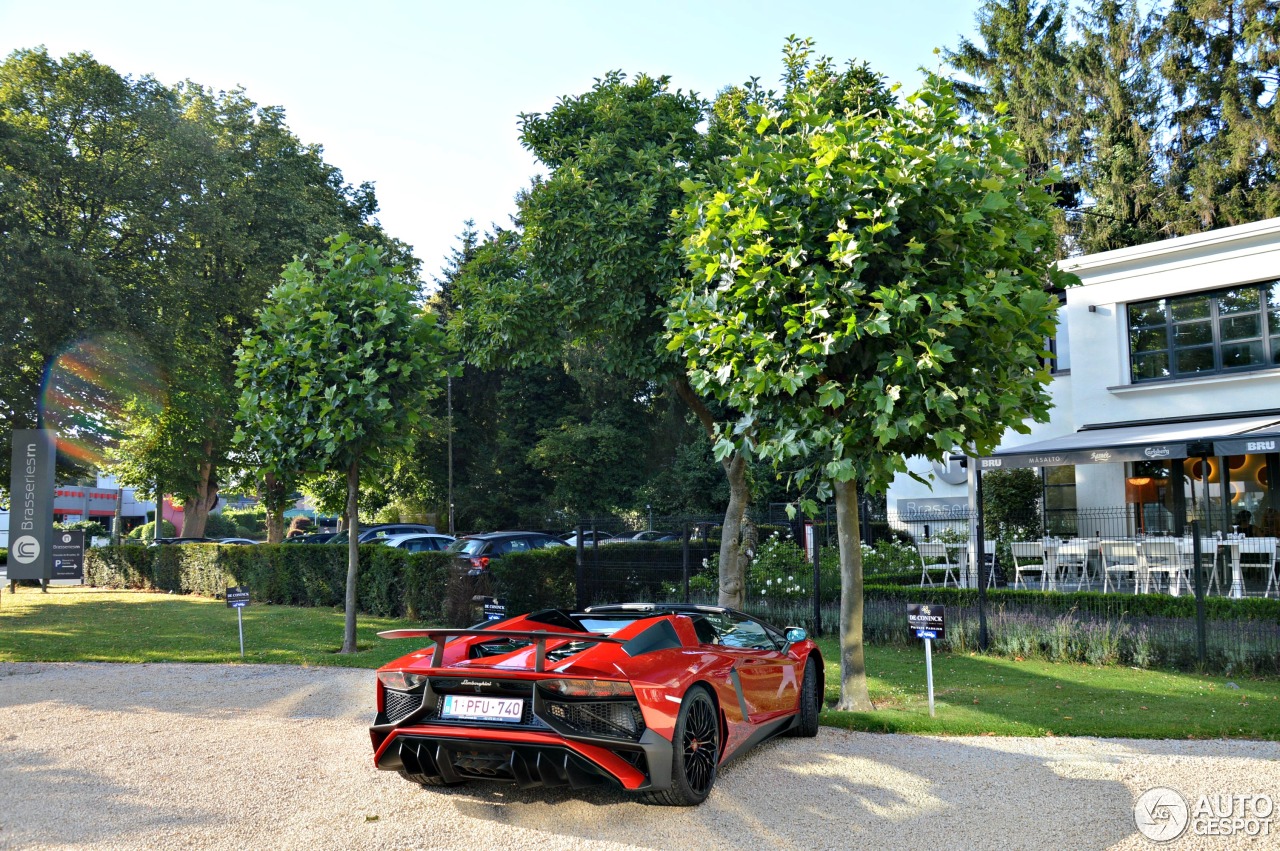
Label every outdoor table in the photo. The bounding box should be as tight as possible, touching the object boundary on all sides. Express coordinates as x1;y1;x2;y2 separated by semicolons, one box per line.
1214;537;1277;599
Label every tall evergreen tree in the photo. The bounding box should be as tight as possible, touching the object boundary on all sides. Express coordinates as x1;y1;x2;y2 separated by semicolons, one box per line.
946;0;1078;210
1160;0;1280;231
1071;0;1167;252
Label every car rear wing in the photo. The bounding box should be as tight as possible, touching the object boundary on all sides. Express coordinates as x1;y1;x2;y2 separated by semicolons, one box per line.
377;628;625;672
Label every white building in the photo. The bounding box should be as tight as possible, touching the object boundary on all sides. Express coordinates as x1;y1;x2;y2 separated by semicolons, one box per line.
889;217;1280;540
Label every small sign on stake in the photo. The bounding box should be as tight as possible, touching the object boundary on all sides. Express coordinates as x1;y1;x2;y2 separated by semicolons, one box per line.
226;586;249;658
907;604;945;717
482;597;507;622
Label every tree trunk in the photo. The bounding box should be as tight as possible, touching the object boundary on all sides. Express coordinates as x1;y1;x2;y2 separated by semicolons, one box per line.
155;481;163;541
340;458;360;654
717;452;750;608
111;487;123;546
180;445;218;537
263;471;286;544
834;477;874;711
673;377;751;609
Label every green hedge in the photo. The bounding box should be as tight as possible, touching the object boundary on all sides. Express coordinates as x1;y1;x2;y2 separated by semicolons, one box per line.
0;547;6;564
85;544;451;621
491;547;576;612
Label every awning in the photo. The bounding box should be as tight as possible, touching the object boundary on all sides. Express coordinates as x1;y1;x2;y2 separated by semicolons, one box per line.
980;414;1280;469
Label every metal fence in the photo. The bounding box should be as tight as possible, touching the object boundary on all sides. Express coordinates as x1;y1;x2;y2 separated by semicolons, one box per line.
557;508;1280;675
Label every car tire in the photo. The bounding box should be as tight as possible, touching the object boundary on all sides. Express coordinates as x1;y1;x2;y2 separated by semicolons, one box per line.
789;657;820;738
397;770;467;787
642;685;719;806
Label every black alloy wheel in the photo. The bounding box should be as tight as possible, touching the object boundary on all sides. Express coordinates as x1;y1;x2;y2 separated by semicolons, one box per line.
644;685;720;806
789;657;820;737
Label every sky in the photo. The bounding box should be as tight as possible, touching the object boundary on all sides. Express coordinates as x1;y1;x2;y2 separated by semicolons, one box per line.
0;0;983;281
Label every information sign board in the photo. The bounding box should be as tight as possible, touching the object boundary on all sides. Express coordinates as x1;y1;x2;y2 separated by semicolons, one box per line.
49;530;84;580
907;603;945;639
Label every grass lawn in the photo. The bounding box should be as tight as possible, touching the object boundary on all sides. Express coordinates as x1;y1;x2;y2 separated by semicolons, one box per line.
4;586;1278;739
815;637;1280;740
0;585;415;669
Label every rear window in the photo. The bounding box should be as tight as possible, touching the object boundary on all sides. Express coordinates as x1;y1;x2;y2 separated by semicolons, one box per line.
448;538;487;556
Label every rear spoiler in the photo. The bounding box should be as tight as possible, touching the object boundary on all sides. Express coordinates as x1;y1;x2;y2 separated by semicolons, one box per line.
376;628;624;672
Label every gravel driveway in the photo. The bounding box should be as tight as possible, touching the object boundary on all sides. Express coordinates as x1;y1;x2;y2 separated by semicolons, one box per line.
1;662;1277;850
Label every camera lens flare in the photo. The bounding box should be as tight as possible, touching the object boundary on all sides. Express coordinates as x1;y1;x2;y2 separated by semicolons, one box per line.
38;334;165;468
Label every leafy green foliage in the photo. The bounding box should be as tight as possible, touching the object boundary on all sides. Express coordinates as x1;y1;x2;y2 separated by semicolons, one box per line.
669;64;1068;496
465;72;708;379
125;520;177;540
948;0;1280;253
0;48;203;480
235;235;447;478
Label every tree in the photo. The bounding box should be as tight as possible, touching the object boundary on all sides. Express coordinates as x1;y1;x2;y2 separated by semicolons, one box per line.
667;43;1071;709
1159;0;1280;232
450;71;771;607
1069;0;1166;252
0;47;203;481
114;84;395;536
946;0;1077;201
235;235;448;653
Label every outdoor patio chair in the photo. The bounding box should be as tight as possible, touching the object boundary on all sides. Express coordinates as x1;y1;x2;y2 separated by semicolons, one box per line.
1266;542;1280;598
916;541;959;588
1055;539;1091;590
1011;542;1051;590
1101;541;1142;593
1240;537;1279;593
1137;539;1185;594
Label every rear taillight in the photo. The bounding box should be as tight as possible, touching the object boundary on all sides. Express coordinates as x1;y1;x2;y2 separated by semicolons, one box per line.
469;556;490;570
377;671;427;691
540;679;634;698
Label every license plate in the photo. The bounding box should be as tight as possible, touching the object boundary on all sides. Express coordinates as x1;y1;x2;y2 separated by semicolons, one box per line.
441;694;524;723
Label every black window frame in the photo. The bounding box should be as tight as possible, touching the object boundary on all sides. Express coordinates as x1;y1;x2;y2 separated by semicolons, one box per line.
1127;281;1280;383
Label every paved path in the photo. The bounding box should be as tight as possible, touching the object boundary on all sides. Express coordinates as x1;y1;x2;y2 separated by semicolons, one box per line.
1;662;1277;850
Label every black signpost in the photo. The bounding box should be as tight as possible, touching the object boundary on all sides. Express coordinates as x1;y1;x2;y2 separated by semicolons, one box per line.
907;604;946;717
226;586;249;658
49;530;85;581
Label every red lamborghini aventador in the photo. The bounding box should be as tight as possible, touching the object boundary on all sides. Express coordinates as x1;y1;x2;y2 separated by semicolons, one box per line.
369;603;823;805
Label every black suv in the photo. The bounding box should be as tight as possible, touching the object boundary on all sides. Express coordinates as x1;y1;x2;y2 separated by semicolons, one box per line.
447;531;567;572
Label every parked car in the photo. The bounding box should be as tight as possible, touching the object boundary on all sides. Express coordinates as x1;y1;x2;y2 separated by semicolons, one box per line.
146;537;216;547
283;531;338;544
216;537;260;545
380;533;456;553
370;602;820;804
560;530;618;547
606;530;679;543
447;531;568;572
328;523;439;545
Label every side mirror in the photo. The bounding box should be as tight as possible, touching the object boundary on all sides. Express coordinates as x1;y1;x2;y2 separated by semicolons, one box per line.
781;626;807;652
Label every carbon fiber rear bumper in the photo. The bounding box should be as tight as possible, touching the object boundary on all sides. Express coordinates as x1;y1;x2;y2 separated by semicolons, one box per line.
374;728;673;792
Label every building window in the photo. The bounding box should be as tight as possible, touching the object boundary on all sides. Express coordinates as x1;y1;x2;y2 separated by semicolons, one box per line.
1128;281;1280;382
1047;305;1070;373
1042;464;1077;535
